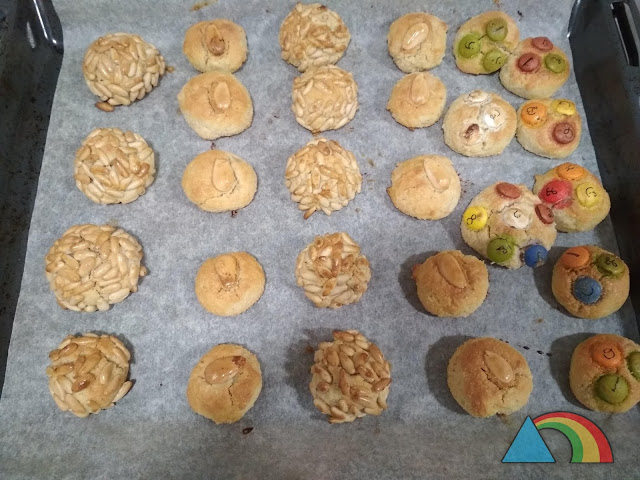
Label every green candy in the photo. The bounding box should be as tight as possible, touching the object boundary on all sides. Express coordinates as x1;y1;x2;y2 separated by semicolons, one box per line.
458;34;481;58
544;53;566;73
486;18;508;41
482;49;507;72
595;374;629;404
628;352;640;381
595;254;624;277
487;236;515;263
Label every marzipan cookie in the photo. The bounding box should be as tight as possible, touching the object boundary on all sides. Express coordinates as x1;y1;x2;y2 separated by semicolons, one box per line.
183;19;247;73
387;13;448;72
386;72;447;129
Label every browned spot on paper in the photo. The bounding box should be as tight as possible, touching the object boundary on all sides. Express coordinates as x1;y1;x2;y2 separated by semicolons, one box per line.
242;427;254;435
166;66;175;73
230;210;238;218
305;345;314;354
535;318;544;324
367;159;375;167
191;0;217;11
106;219;119;228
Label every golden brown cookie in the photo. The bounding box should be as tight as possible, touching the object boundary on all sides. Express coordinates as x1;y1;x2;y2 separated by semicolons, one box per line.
195;252;265;316
533;162;610;232
181;150;257;213
387;13;448;73
569;334;640;413
447;337;533;417
552;245;630;319
310;330;391;423
386;72;447;129
177;71;253;140
412;250;489;317
46;333;133;418
187;344;262;424
183;19;247;73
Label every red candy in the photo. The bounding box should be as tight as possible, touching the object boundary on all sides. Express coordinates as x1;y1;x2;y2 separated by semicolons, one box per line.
517;53;540;72
532;36;554;52
539;179;572;205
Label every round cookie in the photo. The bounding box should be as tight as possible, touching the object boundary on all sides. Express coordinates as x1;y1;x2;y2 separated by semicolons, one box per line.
569;334;640;413
45;224;147;312
181;149;257;213
279;3;350;72
285;138;362;219
195;252;265;316
386;155;460;220
412;250;489;317
295;232;371;308
453;11;520;75
187;344;262;424
183;19;247;73
310;330;391;423
500;37;570;99
387;13;448;73
442;90;517;157
461;182;558;269
292;65;358;132
552;245;630;319
74;127;155;204
517;98;582;158
46;333;133;418
447;337;533;417
533;162;610;232
83;33;165;108
177;71;253;140
386;72;447;129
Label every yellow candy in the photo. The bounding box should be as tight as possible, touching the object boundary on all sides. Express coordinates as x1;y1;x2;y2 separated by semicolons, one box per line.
556;162;586;181
463;206;488;231
520;102;547;127
552;99;576;116
575;183;602;207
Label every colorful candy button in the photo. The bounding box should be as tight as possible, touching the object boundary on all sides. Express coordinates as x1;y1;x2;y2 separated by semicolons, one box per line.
595;374;629;404
544;53;566;73
524;244;548;268
575;182;601;207
487;236;515;263
486;18;508;41
517;53;540;72
495;182;521;199
538;179;571;204
463;206;488;231
591;342;623;369
520;102;547;127
627;352;640;381
535;204;554;224
556;162;586;180
483;49;507;72
503;207;530;229
458;34;481;58
532;36;554;52
551;99;576;116
573;276;602;304
553;122;576;144
560;246;590;268
595;254;624;277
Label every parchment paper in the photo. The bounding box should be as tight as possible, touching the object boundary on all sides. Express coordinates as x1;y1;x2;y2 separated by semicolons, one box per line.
1;1;638;478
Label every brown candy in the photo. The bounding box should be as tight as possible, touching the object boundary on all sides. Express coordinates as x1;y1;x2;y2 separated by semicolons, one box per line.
517;53;540;73
495;182;521;199
532;36;553;52
535;204;554;224
553;122;575;144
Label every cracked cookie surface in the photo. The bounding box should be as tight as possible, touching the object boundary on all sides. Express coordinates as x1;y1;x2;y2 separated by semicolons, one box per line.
183;19;247;73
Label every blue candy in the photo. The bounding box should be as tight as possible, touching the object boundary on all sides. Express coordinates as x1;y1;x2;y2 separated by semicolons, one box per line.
573;276;602;304
524;245;548;268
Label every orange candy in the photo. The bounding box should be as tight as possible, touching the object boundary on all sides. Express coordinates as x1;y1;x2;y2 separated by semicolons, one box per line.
560;246;590;268
591;342;623;369
521;102;547;127
556;162;586;181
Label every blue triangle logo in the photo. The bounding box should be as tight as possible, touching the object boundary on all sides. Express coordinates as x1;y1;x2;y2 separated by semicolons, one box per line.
502;417;555;463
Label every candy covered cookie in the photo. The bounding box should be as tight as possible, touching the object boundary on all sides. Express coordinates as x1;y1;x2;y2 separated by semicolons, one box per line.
552;246;630;319
387;13;448;73
183;19;247;73
453;11;520;75
461;182;557;269
448;337;533;417
412;250;489;317
386;72;447;129
517;98;582;158
533;162;610;232
442;90;517;157
570;334;640;413
500;37;570;99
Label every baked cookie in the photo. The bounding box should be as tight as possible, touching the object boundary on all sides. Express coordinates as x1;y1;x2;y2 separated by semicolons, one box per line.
83;33;165;109
183;19;247;73
387;13;448;73
187;344;262;424
453;11;520;75
533;162;611;232
500;37;570;99
295;232;370;308
461;182;557;269
442;90;517;157
310;330;391;423
279;3;350;72
195;252;265;316
74;128;155;204
552;245;630;319
292;65;358;132
46;333;132;417
285;138;362;219
177;71;253;140
386;155;460;220
447;337;533;418
517;98;582;159
412;250;489;317
45;224;147;312
386;72;447;129
181;150;257;213
569;334;640;414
